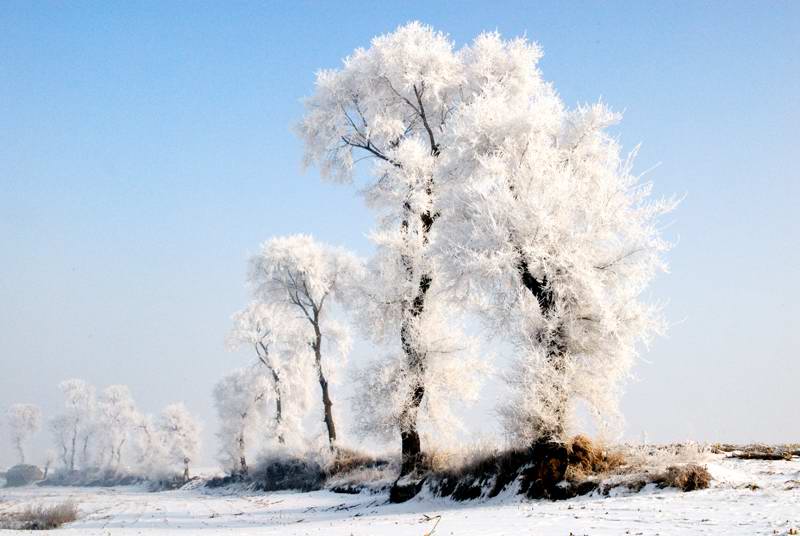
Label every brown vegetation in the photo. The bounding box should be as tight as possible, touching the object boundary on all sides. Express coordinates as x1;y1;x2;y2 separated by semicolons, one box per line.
711;443;798;460
424;435;626;502
656;464;711;491
0;501;79;530
325;447;387;478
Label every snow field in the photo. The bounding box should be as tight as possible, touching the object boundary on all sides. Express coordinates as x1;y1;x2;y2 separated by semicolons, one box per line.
0;456;798;535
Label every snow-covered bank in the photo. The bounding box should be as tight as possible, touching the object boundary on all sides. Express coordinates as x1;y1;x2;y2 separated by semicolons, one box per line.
0;456;797;535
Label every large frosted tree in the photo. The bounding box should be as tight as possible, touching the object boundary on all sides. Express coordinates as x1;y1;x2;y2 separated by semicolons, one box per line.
436;32;674;444
297;22;484;477
299;22;672;476
247;234;360;449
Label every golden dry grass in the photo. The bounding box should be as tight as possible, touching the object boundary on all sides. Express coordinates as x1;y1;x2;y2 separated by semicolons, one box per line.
0;501;79;530
326;447;386;477
658;464;711;491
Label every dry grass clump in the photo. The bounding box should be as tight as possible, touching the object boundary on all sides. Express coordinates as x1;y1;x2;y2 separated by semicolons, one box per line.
0;501;79;530
614;442;713;480
422;448;465;473
326;447;385;477
656;464;711;492
564;435;626;482
595;444;714;495
326;447;392;478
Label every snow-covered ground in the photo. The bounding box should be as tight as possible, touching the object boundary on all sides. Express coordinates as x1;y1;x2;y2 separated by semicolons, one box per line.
1;456;798;535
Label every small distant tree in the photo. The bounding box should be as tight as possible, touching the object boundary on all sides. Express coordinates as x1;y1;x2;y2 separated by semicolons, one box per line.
228;301;315;445
131;413;169;477
213;367;272;476
97;385;140;470
5;403;41;464
48;414;72;469
248;234;361;449
43;449;57;479
53;379;96;471
158;403;201;481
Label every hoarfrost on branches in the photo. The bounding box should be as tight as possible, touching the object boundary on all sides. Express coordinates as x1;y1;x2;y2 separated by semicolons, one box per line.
158;403;202;481
97;385;140;470
300;22;673;461
227;301;315;449
247;234;363;448
434;32;676;444
299;22;490;473
50;379;97;471
5;403;41;465
213;367;274;476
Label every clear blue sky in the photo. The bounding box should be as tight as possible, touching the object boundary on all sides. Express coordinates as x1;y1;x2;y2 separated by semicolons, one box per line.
1;1;798;466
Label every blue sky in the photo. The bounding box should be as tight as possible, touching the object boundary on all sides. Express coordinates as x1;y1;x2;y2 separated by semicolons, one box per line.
1;1;798;466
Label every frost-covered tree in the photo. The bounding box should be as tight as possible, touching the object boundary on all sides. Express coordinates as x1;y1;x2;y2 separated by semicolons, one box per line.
299;22;671;472
43;449;56;479
97;385;140;470
5;403;41;464
158;403;201;481
248;234;360;448
433;32;674;445
49;414;72;469
213;367;272;476
52;379;96;471
130;412;171;478
298;22;487;476
228;302;315;445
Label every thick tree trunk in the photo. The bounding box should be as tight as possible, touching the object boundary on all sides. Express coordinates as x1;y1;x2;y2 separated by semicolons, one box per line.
397;273;432;476
183;457;190;482
515;252;568;440
391;297;430;503
312;320;336;448
397;203;435;477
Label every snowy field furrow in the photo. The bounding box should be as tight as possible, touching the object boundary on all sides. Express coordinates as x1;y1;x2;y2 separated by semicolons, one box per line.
0;458;798;535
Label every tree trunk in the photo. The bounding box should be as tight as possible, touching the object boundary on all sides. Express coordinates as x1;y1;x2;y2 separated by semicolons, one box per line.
238;431;248;477
257;343;285;445
397;205;435;477
115;439;125;469
312;319;337;448
15;439;25;465
69;427;77;471
271;369;285;444
515;252;568;440
390;267;433;502
81;434;91;469
183;457;190;482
